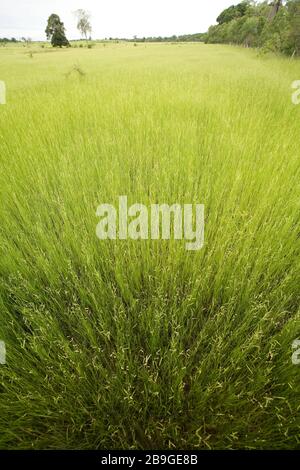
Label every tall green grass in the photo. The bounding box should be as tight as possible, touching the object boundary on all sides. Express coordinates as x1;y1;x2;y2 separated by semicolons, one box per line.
0;43;299;449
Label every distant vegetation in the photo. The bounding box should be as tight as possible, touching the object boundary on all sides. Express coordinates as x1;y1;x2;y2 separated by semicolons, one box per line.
205;0;300;56
122;33;206;43
0;37;19;43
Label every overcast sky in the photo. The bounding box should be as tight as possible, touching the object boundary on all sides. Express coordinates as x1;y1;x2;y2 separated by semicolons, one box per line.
0;0;242;40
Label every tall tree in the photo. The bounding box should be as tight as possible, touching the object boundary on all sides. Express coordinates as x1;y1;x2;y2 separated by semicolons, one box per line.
286;0;300;54
46;14;69;47
268;0;283;20
74;10;92;40
217;2;250;24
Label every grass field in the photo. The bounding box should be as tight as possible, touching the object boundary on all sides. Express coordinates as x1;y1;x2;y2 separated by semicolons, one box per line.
0;42;299;449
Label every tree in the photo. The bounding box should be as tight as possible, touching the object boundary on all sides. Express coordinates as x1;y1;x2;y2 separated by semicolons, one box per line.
217;5;238;24
217;1;250;25
74;10;92;40
241;17;260;47
268;0;283;21
21;37;32;46
46;14;69;47
285;0;300;54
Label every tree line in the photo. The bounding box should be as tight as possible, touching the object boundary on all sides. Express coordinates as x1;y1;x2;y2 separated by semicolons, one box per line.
205;0;300;56
0;38;18;43
126;33;206;43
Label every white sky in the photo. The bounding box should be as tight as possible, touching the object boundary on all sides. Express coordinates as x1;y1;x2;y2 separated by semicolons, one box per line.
0;0;243;40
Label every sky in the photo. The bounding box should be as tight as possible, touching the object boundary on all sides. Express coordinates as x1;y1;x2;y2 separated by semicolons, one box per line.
0;0;243;41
